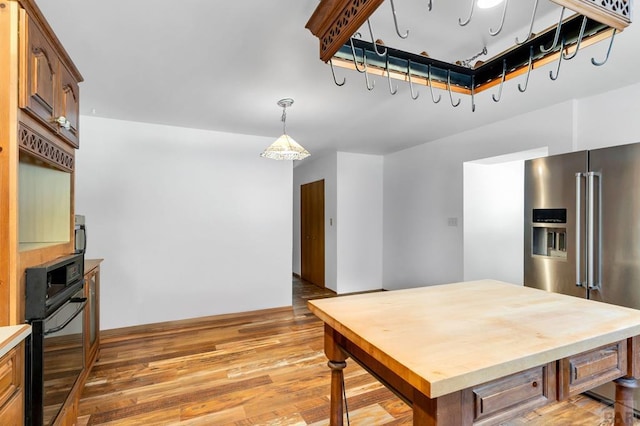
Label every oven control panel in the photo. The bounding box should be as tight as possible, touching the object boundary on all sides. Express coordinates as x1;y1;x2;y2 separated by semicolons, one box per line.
25;253;85;320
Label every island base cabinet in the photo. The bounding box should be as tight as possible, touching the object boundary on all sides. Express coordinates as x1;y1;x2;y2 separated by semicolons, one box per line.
559;340;627;398
471;363;557;425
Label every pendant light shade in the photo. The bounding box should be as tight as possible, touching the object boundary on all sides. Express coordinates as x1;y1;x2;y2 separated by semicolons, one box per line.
260;134;310;160
261;98;310;161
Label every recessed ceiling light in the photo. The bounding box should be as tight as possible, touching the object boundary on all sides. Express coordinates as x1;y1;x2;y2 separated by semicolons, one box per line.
477;0;505;9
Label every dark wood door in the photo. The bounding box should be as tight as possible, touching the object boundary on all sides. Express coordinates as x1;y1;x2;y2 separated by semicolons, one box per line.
301;180;325;288
57;63;80;148
21;14;58;133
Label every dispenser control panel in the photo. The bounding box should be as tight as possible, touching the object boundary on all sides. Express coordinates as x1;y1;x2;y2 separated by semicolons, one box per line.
531;209;567;259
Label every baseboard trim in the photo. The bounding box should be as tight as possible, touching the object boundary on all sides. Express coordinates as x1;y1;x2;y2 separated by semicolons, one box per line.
100;305;294;344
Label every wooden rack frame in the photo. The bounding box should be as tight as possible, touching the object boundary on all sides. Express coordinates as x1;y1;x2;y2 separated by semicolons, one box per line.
306;0;630;96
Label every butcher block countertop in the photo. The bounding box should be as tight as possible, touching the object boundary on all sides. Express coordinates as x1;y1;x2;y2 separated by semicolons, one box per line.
308;280;640;399
0;324;30;359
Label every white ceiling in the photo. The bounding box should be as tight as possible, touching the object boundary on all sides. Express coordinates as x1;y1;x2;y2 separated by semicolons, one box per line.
37;0;640;159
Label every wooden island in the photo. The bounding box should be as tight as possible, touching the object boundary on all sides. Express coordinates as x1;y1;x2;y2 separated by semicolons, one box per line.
309;280;640;425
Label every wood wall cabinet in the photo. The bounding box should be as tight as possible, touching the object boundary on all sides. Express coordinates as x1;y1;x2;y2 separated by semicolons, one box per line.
1;0;83;327
20;11;80;148
1;1;83;424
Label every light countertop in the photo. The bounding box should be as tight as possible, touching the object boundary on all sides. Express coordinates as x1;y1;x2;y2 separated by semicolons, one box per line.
0;324;31;359
309;280;640;398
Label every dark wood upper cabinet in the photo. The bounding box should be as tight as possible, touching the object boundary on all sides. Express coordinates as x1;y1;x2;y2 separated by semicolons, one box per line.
57;62;80;145
20;12;80;148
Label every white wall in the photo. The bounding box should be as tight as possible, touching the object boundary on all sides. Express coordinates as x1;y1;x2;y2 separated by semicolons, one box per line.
463;163;521;286
577;81;640;150
383;102;575;290
464;160;524;283
75;116;293;330
292;153;338;291
336;152;383;293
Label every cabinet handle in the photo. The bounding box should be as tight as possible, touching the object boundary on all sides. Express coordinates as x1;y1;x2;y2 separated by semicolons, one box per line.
55;116;71;130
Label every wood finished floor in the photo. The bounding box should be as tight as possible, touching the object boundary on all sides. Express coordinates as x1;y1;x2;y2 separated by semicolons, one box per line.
75;277;632;425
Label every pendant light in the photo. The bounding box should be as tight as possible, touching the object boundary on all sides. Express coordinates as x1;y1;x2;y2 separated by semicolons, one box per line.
260;98;310;161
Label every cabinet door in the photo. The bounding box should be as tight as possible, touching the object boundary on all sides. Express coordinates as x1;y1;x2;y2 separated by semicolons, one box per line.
84;267;100;367
0;391;23;426
0;344;24;426
57;63;80;148
21;14;58;132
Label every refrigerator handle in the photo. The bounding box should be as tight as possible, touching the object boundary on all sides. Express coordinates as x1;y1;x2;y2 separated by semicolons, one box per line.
587;171;602;291
576;172;584;288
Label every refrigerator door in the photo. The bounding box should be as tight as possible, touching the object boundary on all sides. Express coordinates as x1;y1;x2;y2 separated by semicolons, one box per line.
586;142;640;412
588;142;640;308
524;151;588;298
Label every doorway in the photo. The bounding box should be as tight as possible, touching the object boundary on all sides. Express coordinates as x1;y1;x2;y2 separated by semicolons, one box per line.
300;179;325;288
463;148;548;284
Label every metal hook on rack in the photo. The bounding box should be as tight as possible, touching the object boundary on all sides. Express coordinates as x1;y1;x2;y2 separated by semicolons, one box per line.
363;55;375;90
492;59;507;102
427;64;442;104
447;70;461;107
541;7;565;53
386;53;398;95
407;60;419;100
427;0;433;11
459;0;474;26
471;75;476;112
367;19;387;57
490;0;510;37
562;15;587;60
329;59;346;86
550;38;566;81
518;46;534;93
591;29;617;66
390;0;409;39
516;0;539;45
349;33;366;73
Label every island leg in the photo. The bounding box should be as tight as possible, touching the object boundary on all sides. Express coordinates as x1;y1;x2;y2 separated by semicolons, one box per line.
325;324;348;426
413;390;469;426
614;376;639;426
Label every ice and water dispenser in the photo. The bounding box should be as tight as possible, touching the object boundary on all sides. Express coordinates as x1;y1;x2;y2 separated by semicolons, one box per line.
531;209;567;259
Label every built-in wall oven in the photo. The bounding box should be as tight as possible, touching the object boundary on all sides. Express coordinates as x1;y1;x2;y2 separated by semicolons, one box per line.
25;253;86;426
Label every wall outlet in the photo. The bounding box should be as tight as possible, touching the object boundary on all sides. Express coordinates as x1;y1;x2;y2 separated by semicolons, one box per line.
448;217;458;227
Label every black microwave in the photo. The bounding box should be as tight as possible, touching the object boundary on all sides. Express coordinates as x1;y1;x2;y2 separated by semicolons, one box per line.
74;214;86;254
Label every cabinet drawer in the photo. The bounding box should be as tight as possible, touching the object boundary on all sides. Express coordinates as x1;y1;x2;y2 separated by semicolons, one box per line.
0;346;21;409
0;390;23;426
473;363;556;424
560;340;626;398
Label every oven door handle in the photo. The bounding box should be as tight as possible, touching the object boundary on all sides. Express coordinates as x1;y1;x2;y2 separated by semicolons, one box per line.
44;298;87;336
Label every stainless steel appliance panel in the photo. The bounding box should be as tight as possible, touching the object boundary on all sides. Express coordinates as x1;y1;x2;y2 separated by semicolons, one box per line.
524;151;588;299
524;142;640;412
588;143;640;309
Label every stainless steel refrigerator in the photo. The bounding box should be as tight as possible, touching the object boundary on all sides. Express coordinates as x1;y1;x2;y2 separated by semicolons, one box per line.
524;141;640;409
